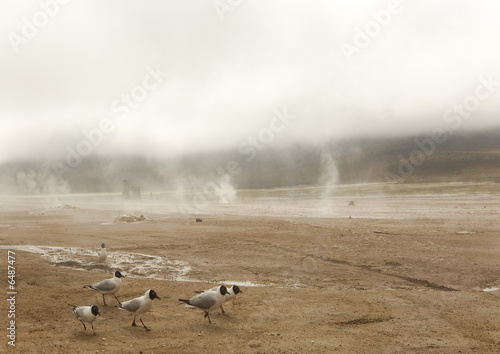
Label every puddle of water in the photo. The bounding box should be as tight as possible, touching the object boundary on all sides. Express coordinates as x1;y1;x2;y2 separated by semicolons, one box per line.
197;280;271;287
0;245;270;287
482;287;500;292
0;245;190;281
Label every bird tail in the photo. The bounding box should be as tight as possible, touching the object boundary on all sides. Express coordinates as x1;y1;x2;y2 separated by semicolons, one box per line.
178;299;190;305
83;285;93;290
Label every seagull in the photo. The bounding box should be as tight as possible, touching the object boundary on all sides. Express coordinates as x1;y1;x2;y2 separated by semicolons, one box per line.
118;289;160;330
98;243;107;262
72;305;100;335
84;271;124;306
194;285;242;316
179;285;229;323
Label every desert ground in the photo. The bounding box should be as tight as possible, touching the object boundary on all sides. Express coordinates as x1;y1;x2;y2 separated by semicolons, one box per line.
1;182;499;353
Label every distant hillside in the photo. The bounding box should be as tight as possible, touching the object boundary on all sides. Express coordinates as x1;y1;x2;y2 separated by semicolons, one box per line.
1;128;499;195
335;129;500;184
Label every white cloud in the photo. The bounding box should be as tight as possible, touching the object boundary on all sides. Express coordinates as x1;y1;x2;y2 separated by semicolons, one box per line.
1;0;499;164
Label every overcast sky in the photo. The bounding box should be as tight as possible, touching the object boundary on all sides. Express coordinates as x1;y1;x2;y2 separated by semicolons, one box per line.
1;0;499;164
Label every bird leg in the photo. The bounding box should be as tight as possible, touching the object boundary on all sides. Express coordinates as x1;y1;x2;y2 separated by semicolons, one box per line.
114;295;121;305
80;321;87;331
132;315;137;327
91;323;96;336
139;317;151;331
220;305;228;316
102;295;107;306
204;311;212;324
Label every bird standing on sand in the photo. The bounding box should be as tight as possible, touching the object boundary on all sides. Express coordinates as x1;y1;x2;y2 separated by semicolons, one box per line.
118;289;161;330
72;305;100;335
98;243;107;262
179;285;229;323
195;285;242;316
84;271;124;306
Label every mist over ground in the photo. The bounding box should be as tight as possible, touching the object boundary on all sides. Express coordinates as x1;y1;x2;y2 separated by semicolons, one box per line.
2;128;499;197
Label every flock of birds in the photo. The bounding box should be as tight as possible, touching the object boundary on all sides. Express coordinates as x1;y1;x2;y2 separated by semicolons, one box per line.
72;243;242;335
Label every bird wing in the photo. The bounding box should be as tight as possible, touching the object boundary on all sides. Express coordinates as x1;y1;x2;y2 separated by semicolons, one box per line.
194;286;217;294
73;307;82;317
119;298;142;313
92;278;115;291
189;292;217;310
98;249;107;260
73;306;87;319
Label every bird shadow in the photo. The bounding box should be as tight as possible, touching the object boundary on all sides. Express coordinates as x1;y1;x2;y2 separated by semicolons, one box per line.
72;330;100;339
121;325;155;336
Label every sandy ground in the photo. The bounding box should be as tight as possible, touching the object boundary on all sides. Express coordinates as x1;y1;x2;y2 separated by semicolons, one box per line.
1;185;500;353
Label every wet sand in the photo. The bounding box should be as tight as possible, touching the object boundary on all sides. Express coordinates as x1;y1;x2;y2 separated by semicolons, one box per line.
1;184;499;353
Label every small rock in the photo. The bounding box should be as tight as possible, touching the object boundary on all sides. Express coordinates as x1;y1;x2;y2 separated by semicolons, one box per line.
248;340;262;348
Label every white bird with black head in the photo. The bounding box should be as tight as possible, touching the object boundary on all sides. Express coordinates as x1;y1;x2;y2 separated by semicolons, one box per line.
194;285;242;316
97;243;107;262
179;285;229;323
83;271;124;306
118;289;160;330
72;304;100;335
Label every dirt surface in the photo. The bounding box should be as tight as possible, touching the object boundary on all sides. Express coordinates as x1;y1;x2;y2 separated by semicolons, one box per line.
1;185;500;353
